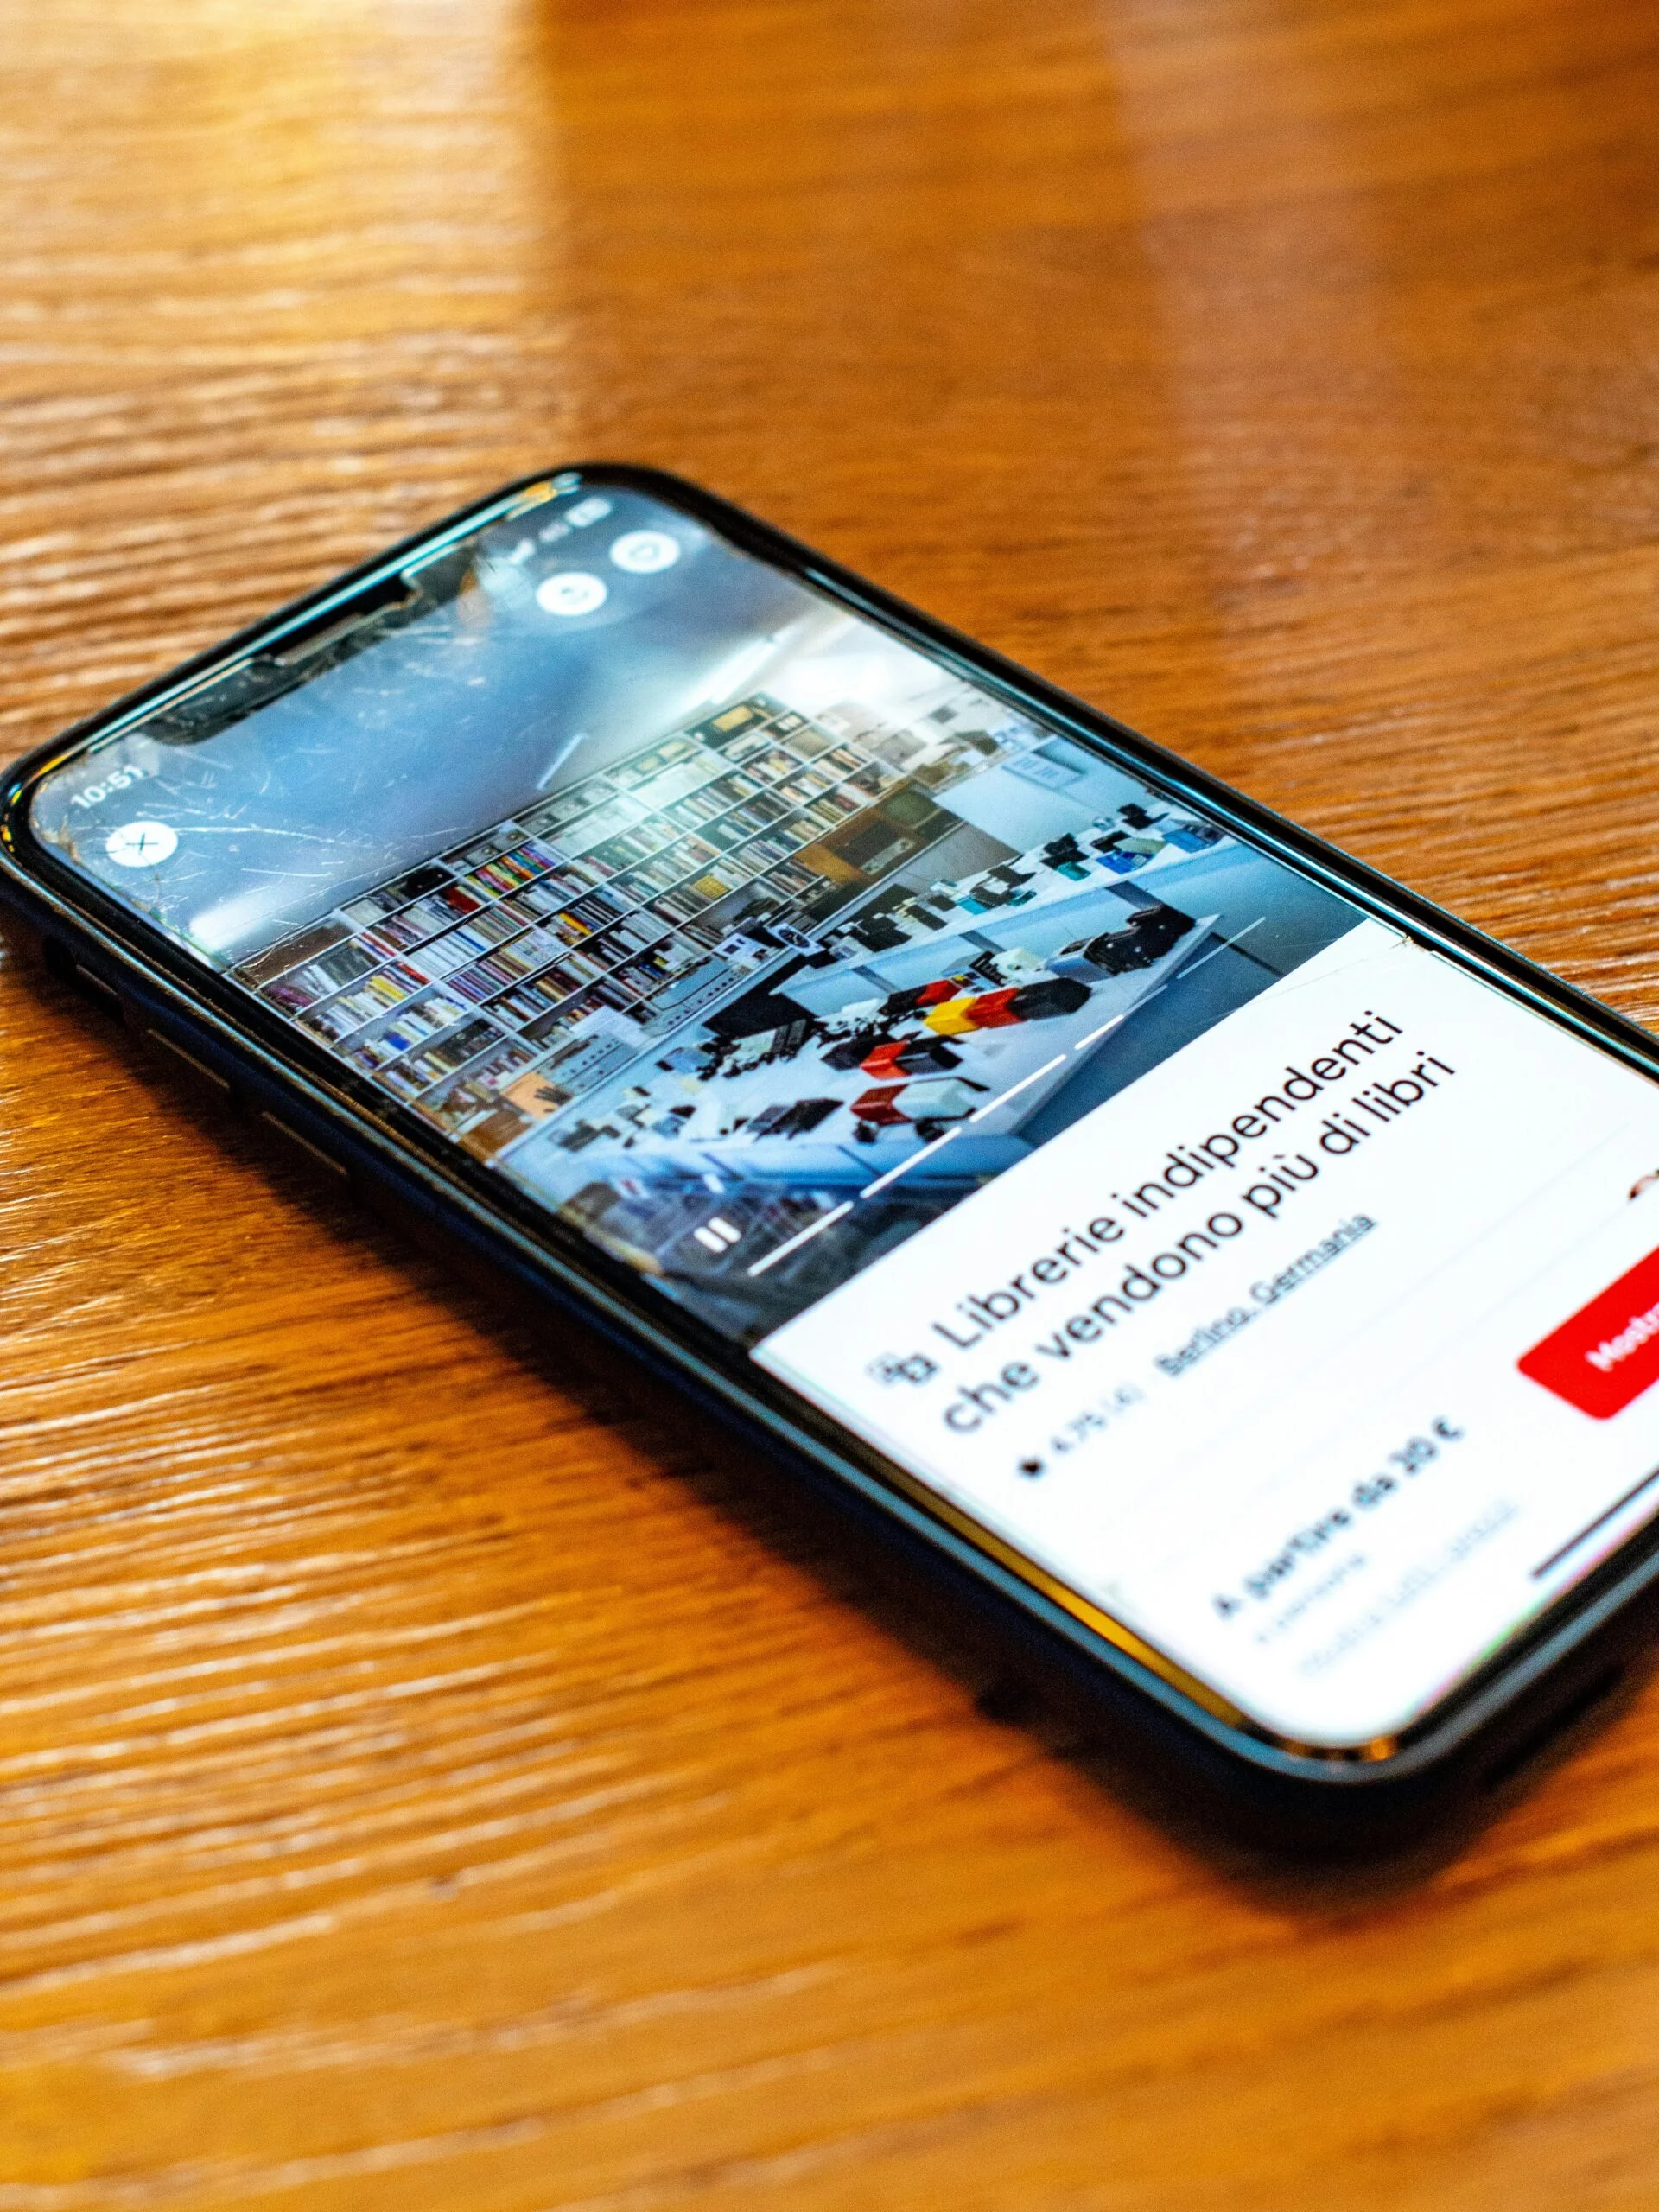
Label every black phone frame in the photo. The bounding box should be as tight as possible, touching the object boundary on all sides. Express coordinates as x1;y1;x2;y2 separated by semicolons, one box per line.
6;461;1659;1849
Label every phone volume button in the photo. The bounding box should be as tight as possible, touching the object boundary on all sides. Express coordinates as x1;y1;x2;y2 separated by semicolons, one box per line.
70;963;124;1018
258;1111;351;1183
144;1026;235;1106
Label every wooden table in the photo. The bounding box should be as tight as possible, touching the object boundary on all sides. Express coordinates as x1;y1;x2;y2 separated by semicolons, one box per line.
3;1;1659;2202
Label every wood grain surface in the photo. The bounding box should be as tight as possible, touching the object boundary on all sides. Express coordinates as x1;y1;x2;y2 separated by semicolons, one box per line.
3;0;1659;2203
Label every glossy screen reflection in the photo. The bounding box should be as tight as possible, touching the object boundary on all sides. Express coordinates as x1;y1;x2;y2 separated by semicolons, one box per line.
34;480;1358;1343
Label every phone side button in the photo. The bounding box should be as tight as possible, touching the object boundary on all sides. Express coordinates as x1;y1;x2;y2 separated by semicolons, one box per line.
144;1027;236;1108
70;963;126;1020
259;1111;351;1185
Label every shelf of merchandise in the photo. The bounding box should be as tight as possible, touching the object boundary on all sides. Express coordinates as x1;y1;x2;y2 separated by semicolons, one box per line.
536;910;1228;1203
800;831;1238;1017
236;694;940;1120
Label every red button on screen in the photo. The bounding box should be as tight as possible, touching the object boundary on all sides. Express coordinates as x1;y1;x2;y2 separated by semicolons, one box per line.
1520;1247;1659;1420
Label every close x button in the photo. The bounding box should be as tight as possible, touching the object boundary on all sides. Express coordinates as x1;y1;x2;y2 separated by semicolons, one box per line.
1520;1247;1659;1420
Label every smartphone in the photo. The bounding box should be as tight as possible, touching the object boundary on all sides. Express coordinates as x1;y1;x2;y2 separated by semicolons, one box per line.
8;464;1659;1847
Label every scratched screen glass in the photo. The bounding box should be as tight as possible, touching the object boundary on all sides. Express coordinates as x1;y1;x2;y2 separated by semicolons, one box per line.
35;480;1360;1342
37;476;1659;1747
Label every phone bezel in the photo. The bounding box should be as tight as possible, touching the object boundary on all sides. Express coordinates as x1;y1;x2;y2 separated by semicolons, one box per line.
7;460;1659;1793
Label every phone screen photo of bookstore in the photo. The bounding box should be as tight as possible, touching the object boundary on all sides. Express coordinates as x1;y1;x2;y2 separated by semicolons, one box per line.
225;648;1359;1345
35;483;1359;1346
472;698;1359;1344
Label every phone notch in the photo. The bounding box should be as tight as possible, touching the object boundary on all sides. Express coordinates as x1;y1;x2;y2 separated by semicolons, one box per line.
267;575;416;668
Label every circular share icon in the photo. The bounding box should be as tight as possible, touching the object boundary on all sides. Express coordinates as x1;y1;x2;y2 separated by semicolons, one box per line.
609;530;681;575
535;572;608;618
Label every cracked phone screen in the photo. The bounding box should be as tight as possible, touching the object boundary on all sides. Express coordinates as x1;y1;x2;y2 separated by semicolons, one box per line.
33;474;1364;1353
38;473;1659;1749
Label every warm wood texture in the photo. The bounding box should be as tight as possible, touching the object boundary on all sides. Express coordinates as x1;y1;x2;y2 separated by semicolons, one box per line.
3;0;1659;2202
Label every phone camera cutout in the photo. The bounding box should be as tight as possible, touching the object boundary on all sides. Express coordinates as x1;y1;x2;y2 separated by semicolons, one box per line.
609;530;681;575
536;572;608;618
105;821;177;868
